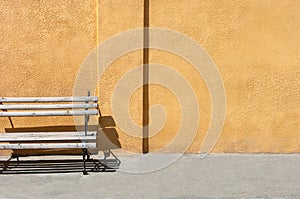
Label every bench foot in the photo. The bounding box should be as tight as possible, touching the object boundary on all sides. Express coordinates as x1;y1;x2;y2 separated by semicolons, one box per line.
83;170;89;175
82;148;89;175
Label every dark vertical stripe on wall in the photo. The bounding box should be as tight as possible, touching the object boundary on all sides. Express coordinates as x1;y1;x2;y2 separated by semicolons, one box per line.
143;0;149;154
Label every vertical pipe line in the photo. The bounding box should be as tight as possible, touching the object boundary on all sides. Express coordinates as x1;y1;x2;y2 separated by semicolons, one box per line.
143;0;150;153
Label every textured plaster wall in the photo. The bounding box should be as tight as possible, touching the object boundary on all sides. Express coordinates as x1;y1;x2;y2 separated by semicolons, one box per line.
97;0;144;152
148;0;300;153
0;0;96;155
0;0;299;154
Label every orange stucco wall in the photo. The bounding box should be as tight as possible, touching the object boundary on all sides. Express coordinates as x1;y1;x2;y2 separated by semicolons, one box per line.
0;0;299;154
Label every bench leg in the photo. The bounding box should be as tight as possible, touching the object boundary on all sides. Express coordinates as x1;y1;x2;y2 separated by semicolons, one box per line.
83;149;88;175
108;149;121;165
11;154;19;167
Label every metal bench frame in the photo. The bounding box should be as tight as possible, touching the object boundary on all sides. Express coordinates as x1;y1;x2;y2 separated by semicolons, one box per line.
0;92;99;175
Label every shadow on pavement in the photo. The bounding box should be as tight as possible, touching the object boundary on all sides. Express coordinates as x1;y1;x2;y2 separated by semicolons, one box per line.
0;156;120;175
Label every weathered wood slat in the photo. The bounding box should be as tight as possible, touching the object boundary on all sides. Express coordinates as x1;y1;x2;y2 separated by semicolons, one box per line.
0;97;98;103
0;110;98;117
0;131;97;137
0;104;98;110
0;136;95;142
0;131;97;141
0;143;96;149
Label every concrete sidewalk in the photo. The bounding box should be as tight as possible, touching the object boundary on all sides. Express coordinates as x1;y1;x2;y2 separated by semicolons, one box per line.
0;154;300;199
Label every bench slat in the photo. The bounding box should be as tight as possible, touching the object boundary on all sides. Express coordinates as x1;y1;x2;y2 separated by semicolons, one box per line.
0;143;96;149
0;131;97;141
0;136;95;142
0;97;98;103
0;110;98;117
0;104;98;110
0;131;97;137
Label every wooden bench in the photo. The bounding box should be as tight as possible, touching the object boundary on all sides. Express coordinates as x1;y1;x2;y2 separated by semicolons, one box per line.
0;94;99;175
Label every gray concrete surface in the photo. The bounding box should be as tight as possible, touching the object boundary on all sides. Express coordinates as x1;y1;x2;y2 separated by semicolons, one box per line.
0;154;300;199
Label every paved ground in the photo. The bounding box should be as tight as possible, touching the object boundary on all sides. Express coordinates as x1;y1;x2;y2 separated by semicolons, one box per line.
0;154;300;199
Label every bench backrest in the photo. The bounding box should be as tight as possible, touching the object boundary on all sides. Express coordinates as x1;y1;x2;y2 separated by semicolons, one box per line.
0;97;99;117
